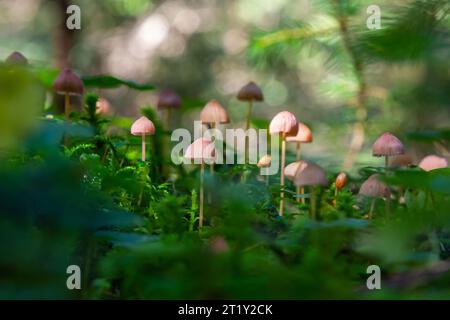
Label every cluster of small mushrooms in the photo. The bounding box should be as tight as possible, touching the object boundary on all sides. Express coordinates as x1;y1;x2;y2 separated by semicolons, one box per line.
5;51;449;228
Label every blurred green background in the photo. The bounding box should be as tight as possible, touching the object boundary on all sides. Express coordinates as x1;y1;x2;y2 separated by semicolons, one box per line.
1;0;448;171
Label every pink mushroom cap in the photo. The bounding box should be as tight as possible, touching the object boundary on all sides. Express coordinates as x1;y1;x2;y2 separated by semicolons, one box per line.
269;111;298;137
184;137;216;161
200;100;230;124
286;122;313;143
131;116;155;136
359;174;390;198
372;132;405;157
418;155;448;172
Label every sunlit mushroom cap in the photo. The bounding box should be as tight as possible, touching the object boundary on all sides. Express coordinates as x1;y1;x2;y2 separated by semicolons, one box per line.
335;172;348;191
199;100;230;124
389;154;413;168
286;122;313;143
96;98;110;114
269;111;298;136
184;137;216;161
418;155;448;172
372;132;405;157
5;51;28;65
131;116;155;136
237;81;264;102
257;155;272;168
52;68;84;96
286;160;328;187
284;161;303;180
359;174;390;198
157;90;181;109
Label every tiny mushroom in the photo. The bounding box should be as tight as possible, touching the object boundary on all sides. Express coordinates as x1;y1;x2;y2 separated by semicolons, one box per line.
200;100;229;175
335;172;348;191
96;97;111;115
257;154;272;185
131;116;155;162
285;160;327;218
184;137;216;229
52;68;84;118
419;155;448;172
257;154;272;168
157;90;181;129
372;132;405;169
286;122;313;160
359;174;390;219
5;51;28;66
333;172;348;207
200;100;230;126
269;111;298;216
237;81;264;131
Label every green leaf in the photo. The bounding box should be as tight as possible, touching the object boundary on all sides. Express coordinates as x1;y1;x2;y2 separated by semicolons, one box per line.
82;75;155;91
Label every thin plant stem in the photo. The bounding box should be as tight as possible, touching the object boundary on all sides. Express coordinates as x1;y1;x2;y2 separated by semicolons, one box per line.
245;100;253;164
296;186;301;203
166;108;172;130
141;133;146;162
199;161;205;230
334;188;338;207
245;100;253;131
310;187;317;220
369;198;375;219
280;133;286;216
64;93;70;118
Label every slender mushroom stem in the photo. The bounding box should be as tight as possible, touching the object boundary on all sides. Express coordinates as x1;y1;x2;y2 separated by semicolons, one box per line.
369;198;375;219
245;100;253;131
385;155;389;170
245;100;253;164
310;187;317;220
64;93;70;119
199;161;205;230
141;133;146;162
280;133;286;216
334;187;338;207
295;142;305;203
166;108;172;130
210;123;215;175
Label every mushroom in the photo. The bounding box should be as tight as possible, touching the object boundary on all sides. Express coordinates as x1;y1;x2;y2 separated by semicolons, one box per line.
418;155;448;172
96;97;110;115
359;174;390;219
334;172;348;207
52;68;84;118
269;111;298;216
157;89;181;130
257;154;272;185
372;132;405;169
237;81;264;131
286;122;313;202
5;51;28;66
285;160;327;218
284;161;303;203
286;122;313;159
200;100;229;175
131;116;155;162
184;137;216;229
